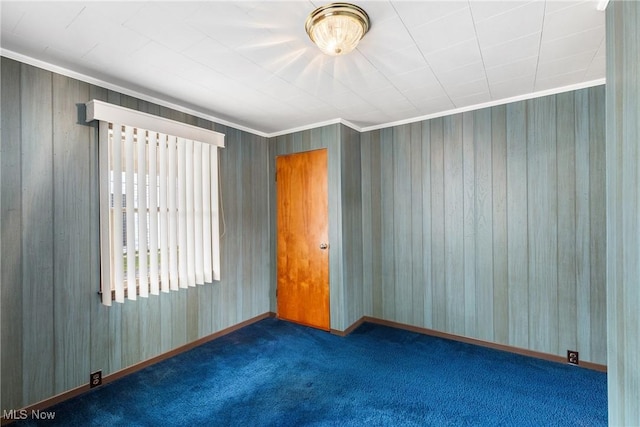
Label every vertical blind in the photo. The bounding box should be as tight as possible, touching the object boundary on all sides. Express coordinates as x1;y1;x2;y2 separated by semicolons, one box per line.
86;100;224;306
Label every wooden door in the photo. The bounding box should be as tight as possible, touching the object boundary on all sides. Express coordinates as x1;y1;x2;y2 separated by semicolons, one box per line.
276;149;330;330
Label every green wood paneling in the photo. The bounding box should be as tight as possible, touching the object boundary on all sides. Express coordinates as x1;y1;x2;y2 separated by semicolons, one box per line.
443;115;464;336
122;285;141;367
556;92;578;353
393;125;412;324
52;73;92;392
410;122;424;327
20;64;55;405
267;139;277;313
369;131;383;318
506;101;529;349
229;129;240;321
420;121;432;329
1;57;24;411
250;133;270;320
574;89;592;359
380;128;395;321
588;86;606;365
491;106;508;344
462;112;477;337
360;132;373;317
141;295;162;361
186;288;199;344
473;109;494;342
430;118;446;331
360;87;606;364
341;124;363;328
606;2;639;423
527;96;558;354
240;130;251;321
328;125;345;330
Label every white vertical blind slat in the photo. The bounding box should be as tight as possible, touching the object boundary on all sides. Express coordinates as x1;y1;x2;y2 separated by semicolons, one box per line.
158;133;170;293
186;139;196;287
137;129;149;298
112;124;125;303
211;147;221;281
202;145;213;283
125;126;137;300
167;135;179;291
148;131;159;295
99;121;112;306
177;137;188;288
194;141;204;285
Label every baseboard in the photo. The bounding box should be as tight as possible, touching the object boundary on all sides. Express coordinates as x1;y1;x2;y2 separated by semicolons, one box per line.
359;316;607;373
330;317;366;337
1;312;275;426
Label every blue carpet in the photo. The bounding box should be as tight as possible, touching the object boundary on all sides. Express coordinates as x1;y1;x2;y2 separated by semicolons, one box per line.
19;318;607;426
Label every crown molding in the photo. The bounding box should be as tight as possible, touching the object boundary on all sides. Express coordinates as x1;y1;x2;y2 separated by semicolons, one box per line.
1;49;270;138
358;78;606;133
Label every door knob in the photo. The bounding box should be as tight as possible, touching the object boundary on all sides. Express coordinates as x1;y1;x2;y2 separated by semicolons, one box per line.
319;243;328;250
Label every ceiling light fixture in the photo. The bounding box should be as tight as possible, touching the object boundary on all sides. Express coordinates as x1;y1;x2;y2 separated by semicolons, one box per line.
305;2;370;56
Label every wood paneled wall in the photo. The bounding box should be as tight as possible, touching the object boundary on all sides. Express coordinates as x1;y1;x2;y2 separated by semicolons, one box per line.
268;124;363;332
361;86;607;364
606;1;640;424
0;57;271;412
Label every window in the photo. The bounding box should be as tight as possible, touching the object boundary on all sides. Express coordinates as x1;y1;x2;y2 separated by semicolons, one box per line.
86;100;225;306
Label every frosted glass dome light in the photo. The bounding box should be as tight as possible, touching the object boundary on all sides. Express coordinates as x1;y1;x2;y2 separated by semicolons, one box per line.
305;3;370;56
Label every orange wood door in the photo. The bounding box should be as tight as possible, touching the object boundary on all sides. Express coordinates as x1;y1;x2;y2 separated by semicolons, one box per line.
276;149;329;330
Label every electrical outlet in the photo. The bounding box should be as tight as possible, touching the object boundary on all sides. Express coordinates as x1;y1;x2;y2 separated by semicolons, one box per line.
567;350;579;365
90;371;102;388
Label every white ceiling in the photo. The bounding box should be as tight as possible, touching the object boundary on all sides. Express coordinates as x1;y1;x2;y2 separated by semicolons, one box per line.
0;1;606;136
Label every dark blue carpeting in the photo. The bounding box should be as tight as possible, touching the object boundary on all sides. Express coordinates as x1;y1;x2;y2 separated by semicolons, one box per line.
19;318;607;426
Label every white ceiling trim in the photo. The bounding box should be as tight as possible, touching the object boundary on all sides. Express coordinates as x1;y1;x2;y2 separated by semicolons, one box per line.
0;48;269;138
359;78;606;133
2;49;605;139
267;118;361;138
